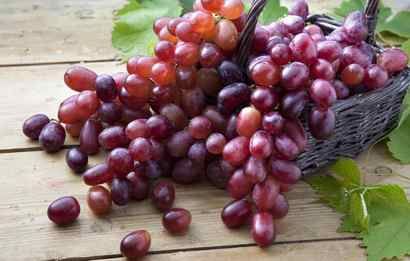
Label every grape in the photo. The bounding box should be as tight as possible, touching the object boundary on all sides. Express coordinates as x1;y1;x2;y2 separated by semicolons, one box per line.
304;25;322;36
76;90;99;118
311;59;335;81
248;55;272;74
176;66;197;90
283;119;307;152
83;163;114;186
189;10;215;34
271;194;289;219
251;88;278;113
340;46;371;70
98;102;122;125
270;158;301;184
250;130;273;159
252;177;280;211
80;119;103;155
289;33;317;65
250;61;281;87
64;66;96;92
281;62;309;90
39;122;66;153
175;42;200;66
266;22;289;37
214;19;239;51
168;17;186;35
201;0;223;12
217;83;251;115
309;79;337;109
162;208;192;235
58;94;82;124
270;43;291;65
127;171;150;201
341;63;365;86
150;139;165;161
146;115;173;140
159;154;174;177
96;74;118;102
159;26;178;43
129;137;153;162
251;212;275;247
225;115;238;140
87;186;112;216
188;142;208;164
151;61;176;86
107;148;134;178
98;126;129;150
343;11;368;43
150;85;180;112
111;178;131;206
181;87;206;117
65;148;88;174
221;199;252;229
232;13;247;32
124;74;153;102
218;61;246;86
167;130;194;158
219;0;244;20
223;136;250;166
377;48;408;73
22;114;50;140
65;122;84;138
119;87;147;110
317;40;342;62
333;80;350;99
262;111;285;135
206;133;226;155
236;107;262;138
145;160;163;180
363;64;389;90
120;230;151;259
47;196;80;226
282;15;304;34
308;107;336;140
280;90;308;118
132;56;158;78
175;21;201;43
203;106;227;133
197;68;222;97
252;26;270;53
189;116;213;139
227;169;253;199
154;40;175;62
125;119;148;140
172;158;202;184
154;17;171;35
121;106;152;125
206;160;235;189
244;156;267;183
274;134;300;160
151;180;175;212
289;0;308;19
160;104;188;131
200;43;224;68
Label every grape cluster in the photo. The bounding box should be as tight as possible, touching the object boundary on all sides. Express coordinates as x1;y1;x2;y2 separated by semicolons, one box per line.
22;0;408;257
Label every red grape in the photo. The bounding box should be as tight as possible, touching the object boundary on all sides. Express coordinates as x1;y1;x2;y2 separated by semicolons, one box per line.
64;66;96;92
39;122;66;153
65;148;88;174
227;169;253;199
151;180;175;212
22;114;50;140
120;230;151;259
162;208;192;235
252;176;280;211
47;196;80;226
87;186;112;216
221;199;252;229
251;212;275;247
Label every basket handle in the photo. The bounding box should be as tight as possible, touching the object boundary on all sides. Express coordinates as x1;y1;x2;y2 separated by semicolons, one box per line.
236;0;380;70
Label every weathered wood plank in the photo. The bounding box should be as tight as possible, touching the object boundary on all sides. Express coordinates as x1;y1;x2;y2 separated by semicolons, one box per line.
0;62;122;151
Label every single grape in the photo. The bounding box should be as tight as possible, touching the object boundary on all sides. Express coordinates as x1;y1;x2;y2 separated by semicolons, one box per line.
270;158;301;185
236;107;262;138
214;19;239;51
22;114;50;140
58;94;83;124
98;102;122;125
199;43;224;68
111;178;131;206
251;212;275;247
317;40;342;62
146;115;173;140
262;111;285;135
176;66;197;90
218;60;246;86
274;134;300;160
223;136;250;166
251;88;278;113
154;40;175;62
150;85;180;112
221;199;252;229
127;171;150;201
119;87;147;111
266;22;289;37
76;90;99;118
65;122;84;138
206;133;226;155
250;61;281;87
377;48;408;73
288;0;309;19
150;138;165;160
129;137;153;162
80;119;103;155
167;130;194;158
197;68;222;97
252;176;280;211
343;11;368;43
189;10;215;34
151;180;175;212
98;126;129;150
154;17;172;35
203;106;227;133
39;122;66;153
160;104;188;131
188;141;208;164
309;79;337;109
244;156;267;183
181;87;206;118
252;26;270;53
107;148;134;178
124;74;153;103
83;163;114;186
201;0;223;12
219;0;244;20
311;59;335;81
333;80;350;99
281;62;309;90
206;160;235;189
227;169;253;199
341;63;365;86
133;56;159;78
363;64;389;90
189;116;213;139
64;66;96;92
175;21;201;43
174;42;200;66
172;158;202;184
289;33;317;65
65;148;88;174
163;208;192;235
87;186;112;216
125;119;148;140
217;83;251;115
250;130;273;159
282;15;304;34
308;107;336;140
96;74;118;102
145;161;163;180
225;114;238;140
159;26;178;43
270;43;291;65
47;196;80;226
271;194;289;219
280;90;308;119
120;230;151;259
167;17;186;35
151;61;176;86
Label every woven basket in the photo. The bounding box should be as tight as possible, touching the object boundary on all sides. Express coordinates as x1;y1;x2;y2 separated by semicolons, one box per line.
236;0;410;175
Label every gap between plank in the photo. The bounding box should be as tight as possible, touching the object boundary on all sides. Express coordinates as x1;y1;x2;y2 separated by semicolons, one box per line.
0;144;78;154
46;236;358;261
0;58;117;68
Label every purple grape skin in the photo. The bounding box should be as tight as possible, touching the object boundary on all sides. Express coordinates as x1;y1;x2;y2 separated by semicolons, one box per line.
98;102;122;125
288;0;309;20
96;74;118;102
280;90;308;119
188;142;208;165
217;61;246;86
172;158;202;184
206;160;235;189
22;114;50;140
80;119;103;155
308;107;336;140
111;178;131;206
98;126;129;150
39;122;66;153
47;196;80;226
167;130;194;158
144;160;163;180
65;148;88;174
217;83;251;115
343;11;368;43
127;171;150;201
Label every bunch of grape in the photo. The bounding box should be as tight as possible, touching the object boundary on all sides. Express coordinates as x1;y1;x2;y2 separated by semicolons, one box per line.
22;0;408;258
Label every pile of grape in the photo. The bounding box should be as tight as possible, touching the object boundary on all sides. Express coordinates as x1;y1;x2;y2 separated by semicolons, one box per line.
22;0;408;258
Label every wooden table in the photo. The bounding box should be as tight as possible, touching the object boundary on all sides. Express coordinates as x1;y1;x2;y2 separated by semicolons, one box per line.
1;1;409;260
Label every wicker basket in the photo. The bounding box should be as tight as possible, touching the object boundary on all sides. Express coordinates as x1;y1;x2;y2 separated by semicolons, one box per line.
237;0;410;175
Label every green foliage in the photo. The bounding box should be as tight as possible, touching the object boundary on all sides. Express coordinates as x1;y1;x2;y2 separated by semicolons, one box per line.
258;0;288;25
112;0;182;60
180;0;195;12
307;159;410;261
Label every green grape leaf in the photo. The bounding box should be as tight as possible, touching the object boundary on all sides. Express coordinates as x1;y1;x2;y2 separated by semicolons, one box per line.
403;40;410;60
112;0;182;60
377;11;410;39
377;31;408;46
179;0;195;12
333;0;364;18
259;0;288;25
330;158;362;187
349;192;369;232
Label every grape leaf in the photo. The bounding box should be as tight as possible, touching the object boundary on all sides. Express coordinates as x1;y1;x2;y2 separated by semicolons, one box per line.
377;31;408;46
349;192;369;231
333;0;364;18
330;158;362;187
377;11;410;39
259;0;288;25
403;40;410;60
179;0;194;12
112;0;182;60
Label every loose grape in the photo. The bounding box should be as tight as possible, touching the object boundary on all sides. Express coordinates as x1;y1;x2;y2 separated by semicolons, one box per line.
47;196;80;226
